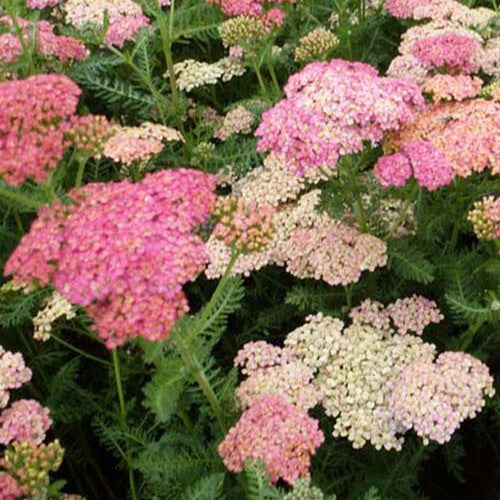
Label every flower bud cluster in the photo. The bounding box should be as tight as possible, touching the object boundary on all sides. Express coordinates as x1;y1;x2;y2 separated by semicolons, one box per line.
1;440;64;498
65;115;114;158
219;15;268;48
5;170;218;348
284;478;324;499
468;196;500;241
212;196;275;253
0;74;81;186
294;28;339;63
218;395;324;484
33;291;76;342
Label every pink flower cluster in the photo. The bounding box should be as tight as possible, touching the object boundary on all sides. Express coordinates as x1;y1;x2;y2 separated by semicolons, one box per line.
0;400;52;446
468;196;500;241
65;115;114;158
215;106;254;141
375;139;465;191
350;295;444;335
411;33;480;72
206;190;387;286
255;59;423;175
206;0;301;18
390;352;495;444
4;169;218;348
385;99;500;179
0;74;81;186
0;474;23;500
0;347;32;410
0;16;87;64
218;395;324;484
62;0;150;47
212;196;275;253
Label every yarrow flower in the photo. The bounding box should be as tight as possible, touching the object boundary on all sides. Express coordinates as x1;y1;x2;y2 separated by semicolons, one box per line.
0;74;81;186
102;122;183;166
468;196;500;241
33;291;76;342
61;0;151;46
206;0;302;18
423;74;483;101
0;16;87;64
218;394;324;484
294;28;339;63
384;99;500;179
0;400;52;446
27;0;60;7
206;190;387;285
283;478;325;500
215;106;254;141
0;348;32;410
212;196;275;253
350;295;443;335
4;170;218;348
0;473;23;500
390;352;495;444
255;59;424;175
65;115;114;158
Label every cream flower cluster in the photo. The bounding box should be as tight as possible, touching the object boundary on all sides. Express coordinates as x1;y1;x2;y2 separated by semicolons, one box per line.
215;106;255;141
33;291;76;342
172;57;245;92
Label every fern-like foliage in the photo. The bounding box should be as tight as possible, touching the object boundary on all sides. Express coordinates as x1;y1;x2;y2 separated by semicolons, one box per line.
387;240;435;284
180;473;225;500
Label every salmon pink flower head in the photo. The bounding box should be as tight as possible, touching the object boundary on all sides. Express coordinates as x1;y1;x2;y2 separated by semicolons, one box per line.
255;59;424;176
4;170;218;348
212;196;275;253
0;474;23;500
218;394;324;484
0;74;81;186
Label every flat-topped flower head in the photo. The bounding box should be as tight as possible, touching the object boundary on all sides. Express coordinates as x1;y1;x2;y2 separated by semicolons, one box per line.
390;352;495;444
0;474;23;500
423;74;483;101
4;169;218;348
294;28;339;63
206;0;302;18
218;394;324;484
0;74;81;186
0;347;32;410
0;400;52;446
256;58;423;175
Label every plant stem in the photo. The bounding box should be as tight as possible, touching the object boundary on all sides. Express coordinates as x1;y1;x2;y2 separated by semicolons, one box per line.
460;320;484;351
75;156;87;188
51;333;110;366
447;219;461;254
343;164;368;232
111;350;139;500
266;58;281;96
173;251;239;432
251;60;270;100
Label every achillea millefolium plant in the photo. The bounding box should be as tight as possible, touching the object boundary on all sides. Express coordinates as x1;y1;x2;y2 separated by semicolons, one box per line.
0;0;499;499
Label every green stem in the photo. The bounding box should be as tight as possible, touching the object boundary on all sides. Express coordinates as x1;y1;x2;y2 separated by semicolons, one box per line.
51;333;110;366
251;61;270;100
344;284;353;310
75;156;87;188
266;58;281;96
344;165;368;232
447;219;460;254
111;350;139;500
0;185;42;210
13;211;23;234
174;251;239;432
